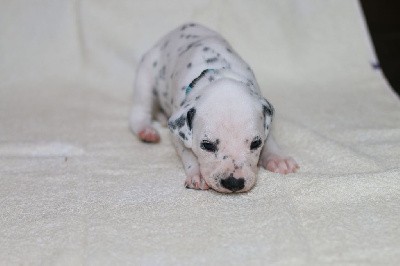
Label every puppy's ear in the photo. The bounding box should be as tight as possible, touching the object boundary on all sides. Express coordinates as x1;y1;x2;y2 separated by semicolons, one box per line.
168;106;196;148
260;98;274;136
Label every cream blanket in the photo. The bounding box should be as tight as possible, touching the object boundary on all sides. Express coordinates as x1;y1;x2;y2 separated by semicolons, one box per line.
1;0;400;265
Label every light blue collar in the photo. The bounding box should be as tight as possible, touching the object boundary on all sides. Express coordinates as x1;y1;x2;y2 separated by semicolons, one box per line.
185;69;215;95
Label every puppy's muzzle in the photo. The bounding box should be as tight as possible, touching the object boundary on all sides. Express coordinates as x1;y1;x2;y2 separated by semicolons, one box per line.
220;174;245;192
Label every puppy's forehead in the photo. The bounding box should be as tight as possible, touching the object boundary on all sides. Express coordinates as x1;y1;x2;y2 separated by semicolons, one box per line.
197;84;262;119
198;104;264;134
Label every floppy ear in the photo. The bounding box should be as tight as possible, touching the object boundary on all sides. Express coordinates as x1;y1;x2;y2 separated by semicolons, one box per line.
168;106;196;148
260;98;274;136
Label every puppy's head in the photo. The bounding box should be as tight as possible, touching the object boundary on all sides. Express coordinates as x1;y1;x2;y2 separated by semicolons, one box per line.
169;79;274;193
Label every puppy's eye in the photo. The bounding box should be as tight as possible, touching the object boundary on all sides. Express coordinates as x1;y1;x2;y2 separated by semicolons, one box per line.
200;140;217;152
250;138;262;150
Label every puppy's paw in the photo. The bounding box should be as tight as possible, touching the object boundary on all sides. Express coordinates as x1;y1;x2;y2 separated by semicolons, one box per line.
262;155;299;174
184;174;209;190
138;126;160;143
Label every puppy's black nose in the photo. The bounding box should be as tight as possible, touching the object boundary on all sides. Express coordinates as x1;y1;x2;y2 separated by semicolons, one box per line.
220;176;245;192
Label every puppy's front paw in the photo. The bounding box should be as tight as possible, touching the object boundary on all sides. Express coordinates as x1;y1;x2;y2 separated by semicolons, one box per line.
262;155;299;174
138;126;160;143
184;174;209;190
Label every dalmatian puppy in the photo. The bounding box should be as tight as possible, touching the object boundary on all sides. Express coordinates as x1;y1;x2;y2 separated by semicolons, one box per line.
130;23;299;193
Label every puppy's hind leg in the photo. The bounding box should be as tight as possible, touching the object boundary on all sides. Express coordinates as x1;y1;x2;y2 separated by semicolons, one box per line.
130;57;160;143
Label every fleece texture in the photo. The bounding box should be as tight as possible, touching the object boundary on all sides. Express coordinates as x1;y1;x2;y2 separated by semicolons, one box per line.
1;0;400;265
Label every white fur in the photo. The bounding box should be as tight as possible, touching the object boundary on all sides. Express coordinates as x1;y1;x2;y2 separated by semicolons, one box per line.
130;23;298;193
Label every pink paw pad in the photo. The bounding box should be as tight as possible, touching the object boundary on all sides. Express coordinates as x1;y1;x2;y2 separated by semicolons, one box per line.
138;127;160;143
265;156;299;174
184;175;209;190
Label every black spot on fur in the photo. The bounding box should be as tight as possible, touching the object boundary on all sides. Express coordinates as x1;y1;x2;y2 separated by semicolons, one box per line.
206;57;218;64
263;103;273;117
187;108;196;130
159;106;166;115
178;41;203;56
159;66;166;79
152;87;158;96
174;115;186;129
179;132;187;140
226;47;232;53
162;40;169;49
223;156;228;160
168;121;175;130
185;34;198;39
187;63;192;68
208;75;215;82
203;47;209;52
186;43;194;50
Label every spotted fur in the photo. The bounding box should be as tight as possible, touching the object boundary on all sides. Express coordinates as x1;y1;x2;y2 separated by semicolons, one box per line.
130;23;299;193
